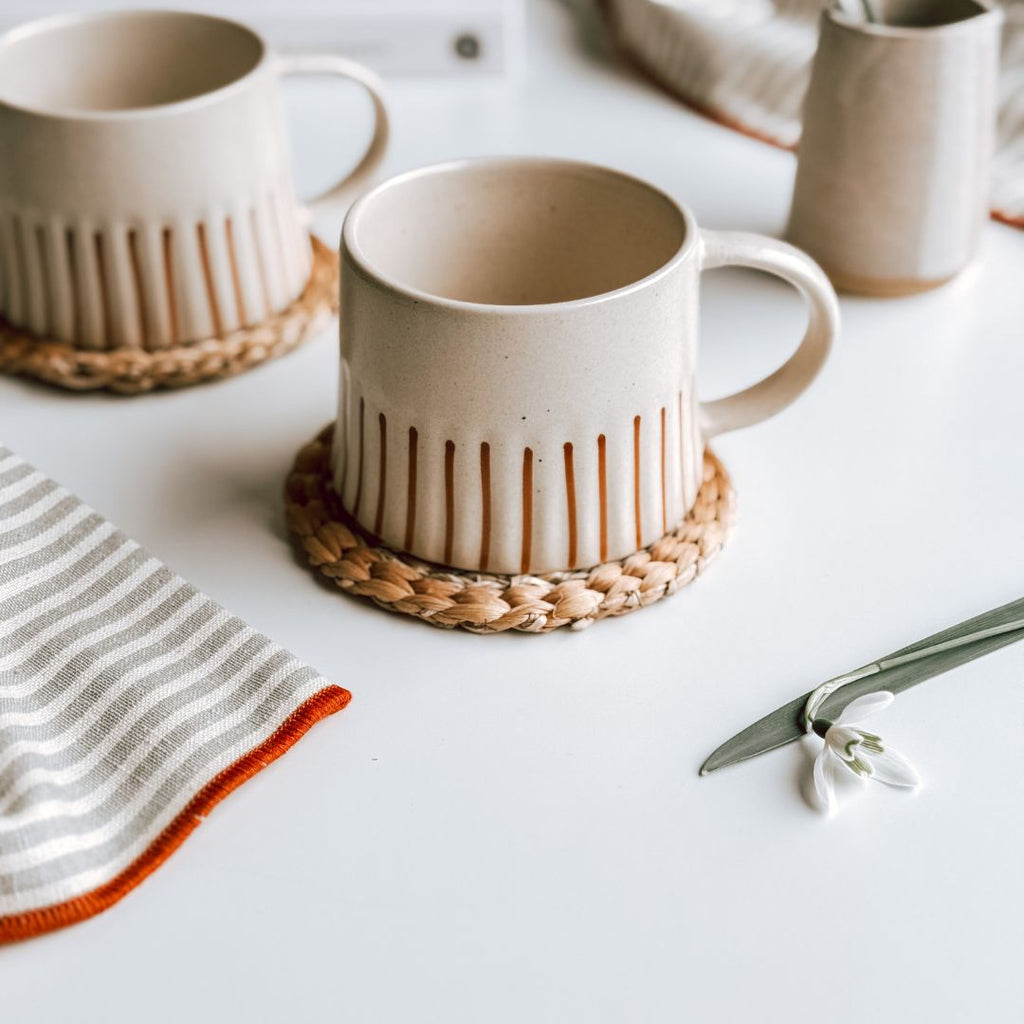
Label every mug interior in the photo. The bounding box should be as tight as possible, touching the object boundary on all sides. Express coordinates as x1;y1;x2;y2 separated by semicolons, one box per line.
347;160;688;306
0;11;264;115
862;0;989;27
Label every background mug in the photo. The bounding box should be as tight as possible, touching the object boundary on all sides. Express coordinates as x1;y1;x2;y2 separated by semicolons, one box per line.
336;158;840;575
0;9;389;350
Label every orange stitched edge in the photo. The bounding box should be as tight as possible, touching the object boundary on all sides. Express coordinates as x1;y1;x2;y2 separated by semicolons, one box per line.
0;684;351;945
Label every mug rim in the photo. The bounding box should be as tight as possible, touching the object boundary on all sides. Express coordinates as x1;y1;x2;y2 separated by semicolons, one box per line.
342;156;700;316
0;8;271;122
825;0;1003;39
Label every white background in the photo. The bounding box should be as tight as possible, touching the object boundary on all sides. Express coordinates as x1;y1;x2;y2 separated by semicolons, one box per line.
2;2;1023;1020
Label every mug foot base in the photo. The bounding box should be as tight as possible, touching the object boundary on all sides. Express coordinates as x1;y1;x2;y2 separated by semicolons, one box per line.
285;424;736;634
824;265;960;298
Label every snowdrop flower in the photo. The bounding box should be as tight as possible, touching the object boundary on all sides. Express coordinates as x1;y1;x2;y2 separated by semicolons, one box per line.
806;691;920;817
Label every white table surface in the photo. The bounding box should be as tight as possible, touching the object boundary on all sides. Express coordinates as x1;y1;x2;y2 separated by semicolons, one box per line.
3;2;1023;1020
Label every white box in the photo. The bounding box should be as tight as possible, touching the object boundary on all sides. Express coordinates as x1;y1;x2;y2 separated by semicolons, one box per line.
0;0;524;76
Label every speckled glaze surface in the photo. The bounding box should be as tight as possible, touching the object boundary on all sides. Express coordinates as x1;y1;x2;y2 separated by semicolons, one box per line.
0;9;388;349
787;0;1003;295
334;158;839;575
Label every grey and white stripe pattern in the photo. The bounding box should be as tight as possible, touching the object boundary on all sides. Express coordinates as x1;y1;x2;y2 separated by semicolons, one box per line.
0;445;334;921
609;0;1024;226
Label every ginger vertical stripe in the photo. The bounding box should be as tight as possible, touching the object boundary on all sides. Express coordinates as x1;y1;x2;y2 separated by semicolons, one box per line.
521;447;534;574
404;427;418;552
597;433;608;563
479;442;492;572
66;229;83;346
34;226;52;338
353;397;365;518
161;228;179;344
94;232;112;346
196;223;222;337
563;442;578;568
633;415;643;550
224;217;247;327
444;441;456;566
660;406;667;534
126;230;150;348
374;413;387;537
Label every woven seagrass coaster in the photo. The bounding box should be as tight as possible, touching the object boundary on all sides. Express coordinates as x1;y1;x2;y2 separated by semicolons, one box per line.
0;236;337;395
285;424;735;634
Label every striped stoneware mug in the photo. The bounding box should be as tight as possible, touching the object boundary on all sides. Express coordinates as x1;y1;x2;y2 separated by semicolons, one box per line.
0;9;388;350
335;158;839;575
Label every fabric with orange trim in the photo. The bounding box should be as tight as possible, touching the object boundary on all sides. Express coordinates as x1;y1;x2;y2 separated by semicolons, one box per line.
0;445;349;942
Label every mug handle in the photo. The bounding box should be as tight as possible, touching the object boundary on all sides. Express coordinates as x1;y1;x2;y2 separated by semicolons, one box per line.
277;54;390;221
698;230;839;439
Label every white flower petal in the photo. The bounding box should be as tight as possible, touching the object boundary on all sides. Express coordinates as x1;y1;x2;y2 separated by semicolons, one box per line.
865;746;920;788
813;747;838;816
825;725;861;761
834;691;894;725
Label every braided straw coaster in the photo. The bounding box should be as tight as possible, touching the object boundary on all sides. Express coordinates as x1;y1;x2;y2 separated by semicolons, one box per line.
285;425;735;634
0;236;337;395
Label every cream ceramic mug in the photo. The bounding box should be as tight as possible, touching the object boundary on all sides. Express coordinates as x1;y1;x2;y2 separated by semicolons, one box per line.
0;9;388;349
336;158;839;575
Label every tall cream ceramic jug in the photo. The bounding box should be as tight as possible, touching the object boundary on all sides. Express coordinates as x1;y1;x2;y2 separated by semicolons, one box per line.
787;0;1003;296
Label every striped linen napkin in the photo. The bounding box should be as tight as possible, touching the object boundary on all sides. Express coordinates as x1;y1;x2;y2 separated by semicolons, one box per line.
0;444;349;943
